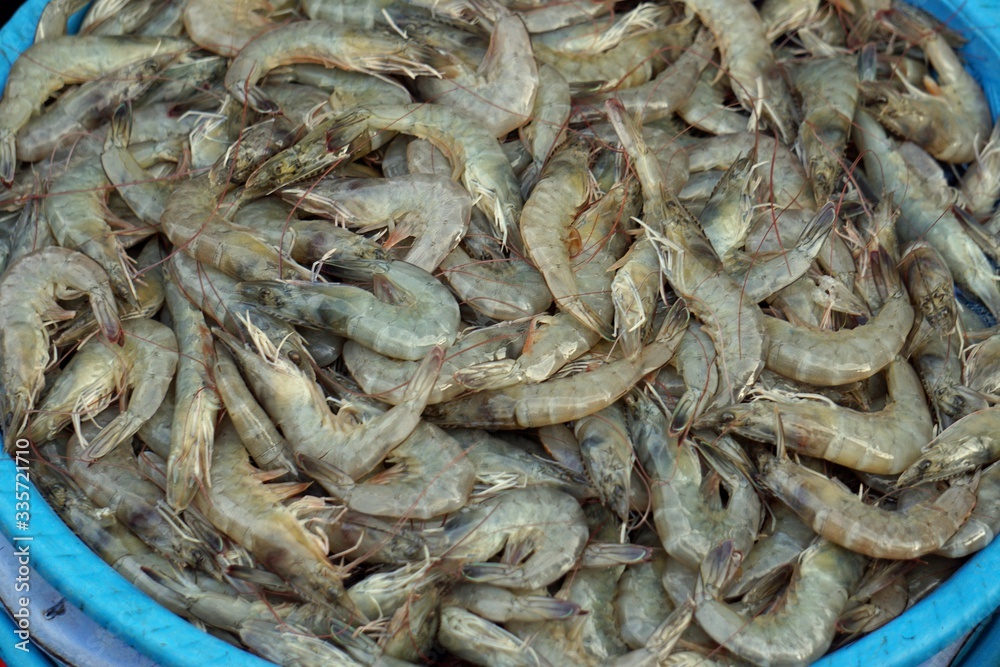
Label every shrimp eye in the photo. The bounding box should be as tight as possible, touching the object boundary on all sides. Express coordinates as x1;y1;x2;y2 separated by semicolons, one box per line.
918;460;932;471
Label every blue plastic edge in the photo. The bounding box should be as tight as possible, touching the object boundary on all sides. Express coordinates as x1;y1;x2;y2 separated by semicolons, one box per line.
0;447;276;667
0;1;998;666
0;604;56;667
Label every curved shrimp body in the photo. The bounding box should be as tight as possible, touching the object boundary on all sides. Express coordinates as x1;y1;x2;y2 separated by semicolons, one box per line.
761;455;977;559
28;330;131;444
44;144;138;305
607;102;767;405
80;318;178;460
342;320;528;405
961;120;1000;220
627;393;761;570
446;486;589;590
195;419;349;608
533;21;692;94
238;258;460;361
439;244;553;322
417;14;538;138
520;138;610;337
225;21;448;113
65;413;206;567
0;247;121;438
792;55;859;202
326;104;523;247
16;54;172;164
763;253;914;386
682;0;797;143
212;343;296;475
855;110;1000;320
439;607;554;667
718;359;933;475
425;299;688;429
0;35;190;184
861;27;990;164
301;421;475;520
182;0;278;57
694;539;866;667
160;172;311;282
577;26;715;127
897;406;1000;487
218;325;442;479
282;173;472;272
163;278;220;511
100;101;172;225
519;63;570;195
937;460;1000;557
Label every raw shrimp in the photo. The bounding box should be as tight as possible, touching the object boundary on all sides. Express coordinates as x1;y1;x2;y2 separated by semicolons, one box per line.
101;101;173;225
900;241;957;337
450;428;592;499
212;344;296;475
160;168;312;283
438;245;553;322
182;0;281;57
0;247;121;438
682;0;798;143
855;109;1000;319
712;359;933;474
44;138;141;305
575;402;634;520
300;420;476;520
425;299;688;429
792;55;859;202
627;392;761;570
668;323;719;436
763;249;914;386
937;460;1000;557
961;120;1000;219
216;324;442;478
519;64;569;195
760;454;978;559
194;418;351;609
163;277;220;511
676;66;751;136
237;258;460;361
342;321;528;405
519;138;609;337
576;26;715;125
16;54;171;163
321;104;523;247
224;21;448;113
860;17;991;163
282;173;472;272
447;486;589;590
446;583;581;623
439;607;554;667
695;539;866;666
80;318;178;460
608;101;767;405
65;411;207;567
0;34;190;184
897;406;1000;486
417;14;538;138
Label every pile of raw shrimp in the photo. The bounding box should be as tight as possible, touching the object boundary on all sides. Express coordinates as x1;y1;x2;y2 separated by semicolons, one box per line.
3;0;1000;664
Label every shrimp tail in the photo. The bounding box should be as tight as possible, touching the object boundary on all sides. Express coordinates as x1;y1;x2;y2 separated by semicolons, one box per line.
90;294;123;345
81;411;143;460
401;344;445;403
296;453;355;497
694;539;741;600
0;129;16;187
167;396;217;511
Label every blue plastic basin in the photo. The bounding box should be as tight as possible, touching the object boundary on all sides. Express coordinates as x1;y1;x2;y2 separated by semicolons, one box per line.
1;1;999;665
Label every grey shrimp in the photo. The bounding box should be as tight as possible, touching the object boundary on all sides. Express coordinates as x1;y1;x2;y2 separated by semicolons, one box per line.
0;247;121;438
